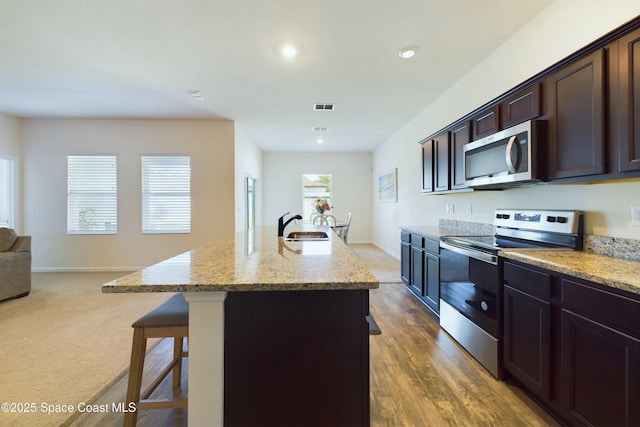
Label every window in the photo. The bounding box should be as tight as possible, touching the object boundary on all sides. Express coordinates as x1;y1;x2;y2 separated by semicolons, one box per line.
302;174;332;220
141;156;191;234
67;155;117;234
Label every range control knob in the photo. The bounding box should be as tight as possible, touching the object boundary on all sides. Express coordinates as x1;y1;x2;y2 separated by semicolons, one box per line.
496;213;503;219
557;216;568;223
547;216;557;222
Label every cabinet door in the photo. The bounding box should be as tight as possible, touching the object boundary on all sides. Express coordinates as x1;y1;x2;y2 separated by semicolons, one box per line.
501;82;542;128
409;246;424;296
433;132;450;192
472;105;500;139
561;309;640;426
423;252;440;314
617;28;640;172
421;140;434;192
547;50;605;179
400;241;410;285
503;285;551;401
450;121;471;190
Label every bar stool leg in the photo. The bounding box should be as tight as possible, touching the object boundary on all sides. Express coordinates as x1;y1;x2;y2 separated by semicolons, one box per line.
172;336;183;388
124;328;146;427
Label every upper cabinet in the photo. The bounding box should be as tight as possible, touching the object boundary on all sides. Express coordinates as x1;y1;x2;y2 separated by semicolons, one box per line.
450;121;471;190
615;27;640;172
421;131;450;193
472;105;500;140
502;82;543;128
547;50;605;179
419;17;640;193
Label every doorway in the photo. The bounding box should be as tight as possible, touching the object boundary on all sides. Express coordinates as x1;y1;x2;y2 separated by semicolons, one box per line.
0;158;13;228
244;176;256;230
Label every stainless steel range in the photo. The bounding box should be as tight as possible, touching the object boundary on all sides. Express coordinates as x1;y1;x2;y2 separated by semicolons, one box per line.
438;209;584;378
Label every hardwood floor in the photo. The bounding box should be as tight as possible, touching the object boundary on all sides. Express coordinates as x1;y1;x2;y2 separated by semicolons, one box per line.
68;246;558;427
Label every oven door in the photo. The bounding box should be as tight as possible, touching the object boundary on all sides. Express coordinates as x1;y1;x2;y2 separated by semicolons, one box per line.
439;241;501;338
439;240;503;378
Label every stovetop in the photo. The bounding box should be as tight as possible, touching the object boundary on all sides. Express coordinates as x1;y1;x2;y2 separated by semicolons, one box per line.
441;235;554;253
441;209;585;253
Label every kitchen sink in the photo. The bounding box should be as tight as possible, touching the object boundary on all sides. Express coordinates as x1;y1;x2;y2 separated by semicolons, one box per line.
285;231;329;241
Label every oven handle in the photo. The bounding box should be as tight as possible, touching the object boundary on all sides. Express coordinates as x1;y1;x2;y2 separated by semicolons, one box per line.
439;241;498;265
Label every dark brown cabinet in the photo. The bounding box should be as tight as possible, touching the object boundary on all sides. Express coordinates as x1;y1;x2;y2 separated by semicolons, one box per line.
409;242;423;297
501;82;543;128
401;230;440;315
421;132;450;193
224;289;371;426
560;278;640;427
400;232;410;285
503;260;640;426
503;262;553;403
547;50;606;179
421;140;433;193
419;17;640;191
561;310;640;426
615;28;640;172
450;121;471;190
472;104;500;140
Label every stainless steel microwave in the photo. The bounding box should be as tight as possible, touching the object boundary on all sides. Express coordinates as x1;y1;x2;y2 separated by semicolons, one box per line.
464;120;546;188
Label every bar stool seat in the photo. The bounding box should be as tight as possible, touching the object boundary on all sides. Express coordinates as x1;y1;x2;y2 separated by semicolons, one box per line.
124;293;189;426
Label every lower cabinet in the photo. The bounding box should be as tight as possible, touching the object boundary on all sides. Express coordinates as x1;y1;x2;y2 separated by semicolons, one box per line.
503;260;640;426
400;232;410;285
503;284;551;401
401;231;440;315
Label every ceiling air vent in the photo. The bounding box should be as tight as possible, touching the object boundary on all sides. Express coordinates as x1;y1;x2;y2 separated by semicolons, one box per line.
313;103;335;111
312;126;329;132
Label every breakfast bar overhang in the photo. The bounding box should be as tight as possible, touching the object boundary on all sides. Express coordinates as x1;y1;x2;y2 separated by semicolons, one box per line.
102;226;379;427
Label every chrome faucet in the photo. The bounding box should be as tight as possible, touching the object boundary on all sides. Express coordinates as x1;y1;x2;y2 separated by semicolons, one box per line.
278;212;302;237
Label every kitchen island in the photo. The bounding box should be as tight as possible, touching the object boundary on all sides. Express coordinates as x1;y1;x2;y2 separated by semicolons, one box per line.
102;226;379;427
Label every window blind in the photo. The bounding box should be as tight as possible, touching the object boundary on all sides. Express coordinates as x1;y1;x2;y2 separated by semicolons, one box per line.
67;155;117;234
141;156;191;234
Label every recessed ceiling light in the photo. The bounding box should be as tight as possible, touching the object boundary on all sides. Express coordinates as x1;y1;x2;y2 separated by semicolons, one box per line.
280;43;298;58
316;138;324;144
398;46;419;59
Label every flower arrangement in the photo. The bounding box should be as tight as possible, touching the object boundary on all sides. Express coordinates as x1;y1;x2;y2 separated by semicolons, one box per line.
315;198;331;214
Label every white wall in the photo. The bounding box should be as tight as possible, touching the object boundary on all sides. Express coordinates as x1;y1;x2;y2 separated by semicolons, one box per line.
23;118;235;270
262;152;372;242
373;0;640;258
234;123;263;232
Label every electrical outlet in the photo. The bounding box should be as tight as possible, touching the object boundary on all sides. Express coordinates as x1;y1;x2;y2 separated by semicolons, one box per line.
632;205;640;226
466;204;473;215
445;203;455;214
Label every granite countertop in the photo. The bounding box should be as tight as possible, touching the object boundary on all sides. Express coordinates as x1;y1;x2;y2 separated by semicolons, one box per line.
102;225;379;294
500;249;640;296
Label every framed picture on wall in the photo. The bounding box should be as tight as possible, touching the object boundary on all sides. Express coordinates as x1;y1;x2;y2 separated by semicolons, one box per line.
378;168;397;202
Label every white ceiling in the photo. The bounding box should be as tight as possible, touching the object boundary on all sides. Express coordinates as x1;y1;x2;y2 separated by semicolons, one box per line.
0;0;553;152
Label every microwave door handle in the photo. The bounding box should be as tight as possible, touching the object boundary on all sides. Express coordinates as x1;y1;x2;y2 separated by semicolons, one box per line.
505;135;519;173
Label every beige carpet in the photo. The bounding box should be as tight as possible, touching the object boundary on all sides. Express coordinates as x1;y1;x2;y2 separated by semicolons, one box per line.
0;272;171;427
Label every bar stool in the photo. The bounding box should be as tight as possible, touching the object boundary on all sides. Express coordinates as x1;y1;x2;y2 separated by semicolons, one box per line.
124;293;189;426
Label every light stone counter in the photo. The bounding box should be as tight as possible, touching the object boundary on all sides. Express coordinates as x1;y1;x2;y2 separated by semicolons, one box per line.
102;225;379;293
500;249;640;296
102;225;378;427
